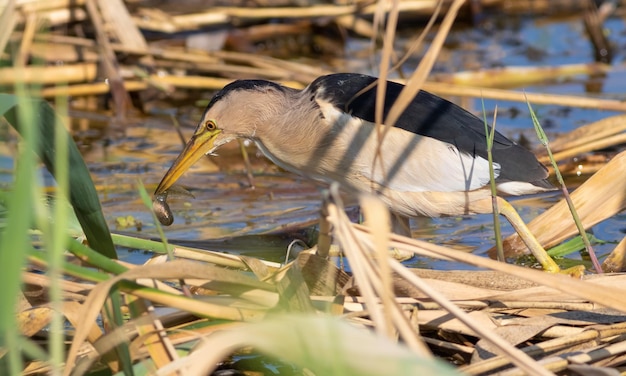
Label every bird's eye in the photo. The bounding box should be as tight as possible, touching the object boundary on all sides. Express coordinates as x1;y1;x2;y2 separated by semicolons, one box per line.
204;120;217;131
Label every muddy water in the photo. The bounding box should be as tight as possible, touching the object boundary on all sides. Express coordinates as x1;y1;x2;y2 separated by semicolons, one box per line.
4;14;626;268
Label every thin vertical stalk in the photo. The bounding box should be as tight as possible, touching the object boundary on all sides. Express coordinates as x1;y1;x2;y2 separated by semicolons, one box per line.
482;101;504;261
526;99;602;273
1;92;37;376
48;91;69;375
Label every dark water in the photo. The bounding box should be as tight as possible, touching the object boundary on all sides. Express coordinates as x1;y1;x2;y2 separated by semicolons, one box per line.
3;14;626;269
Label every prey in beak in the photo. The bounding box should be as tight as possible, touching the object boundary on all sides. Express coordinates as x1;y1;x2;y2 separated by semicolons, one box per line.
153;120;221;225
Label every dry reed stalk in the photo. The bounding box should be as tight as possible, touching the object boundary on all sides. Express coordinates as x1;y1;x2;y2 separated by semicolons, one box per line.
39;7;87;26
460;327;607;374
16;0;86;13
27;41;100;63
63;259;273;374
211;50;331;79
325;186;430;356
26;32;96;48
432;63;610;88
351;221;626;312
0;0;18;56
126;297;179;370
346;220;549;375
132;1;441;34
361;195;396;341
341;215;626;373
85;0;130;119
97;0;153;69
14;12;39;67
544;133;626;163
498;150;626;258
336;14;377;38
38;81;146;97
324;196;554;375
171;246;281;270
145;74;233;90
421;81;626;111
0;64;98;85
22;271;93;295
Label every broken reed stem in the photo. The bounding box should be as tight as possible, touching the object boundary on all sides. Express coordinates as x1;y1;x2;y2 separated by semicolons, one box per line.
84;0;129;120
526;99;602;273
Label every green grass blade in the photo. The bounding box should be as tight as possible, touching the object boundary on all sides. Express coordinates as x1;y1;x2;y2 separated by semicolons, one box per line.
1;94;117;259
0;92;35;375
481;99;504;261
526;99;601;273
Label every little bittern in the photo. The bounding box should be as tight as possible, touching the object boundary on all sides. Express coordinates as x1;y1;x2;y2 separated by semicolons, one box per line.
154;73;572;273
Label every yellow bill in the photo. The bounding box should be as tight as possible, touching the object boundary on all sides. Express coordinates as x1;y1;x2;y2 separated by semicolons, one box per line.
154;127;221;196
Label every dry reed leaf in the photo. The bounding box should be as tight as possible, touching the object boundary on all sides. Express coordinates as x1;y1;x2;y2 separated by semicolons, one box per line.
499;150;626;257
547;133;626;163
408;269;539;291
63;259;272;375
22;270;94;297
17;306;53;337
172;245;281;269
274;263;316;312
360;194;394;339
485;274;626;305
418;309;497;337
62;300;103;351
548;114;626;154
460;329;603;375
295;252;350;296
72;314;162;375
472;321;559;362
353;223;626;313
156;315;460;376
329;189;431;356
389;258;552;376
395;277;505;300
325;187;552;375
602;237;626;273
126;298;179;370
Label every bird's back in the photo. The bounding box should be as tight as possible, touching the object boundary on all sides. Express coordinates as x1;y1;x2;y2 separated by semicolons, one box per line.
308;73;552;193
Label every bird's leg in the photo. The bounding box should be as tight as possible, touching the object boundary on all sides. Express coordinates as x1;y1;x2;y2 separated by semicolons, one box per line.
390;214;411;237
317;199;332;259
238;139;255;188
496;197;585;277
389;214;414;261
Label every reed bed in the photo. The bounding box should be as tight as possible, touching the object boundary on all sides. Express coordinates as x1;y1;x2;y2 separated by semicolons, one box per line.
1;0;626;375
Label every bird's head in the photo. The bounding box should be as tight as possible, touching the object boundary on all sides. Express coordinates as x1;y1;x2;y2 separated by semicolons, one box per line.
154;79;289;196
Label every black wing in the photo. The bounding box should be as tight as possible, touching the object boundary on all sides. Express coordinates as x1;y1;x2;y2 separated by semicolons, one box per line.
308;73;550;186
